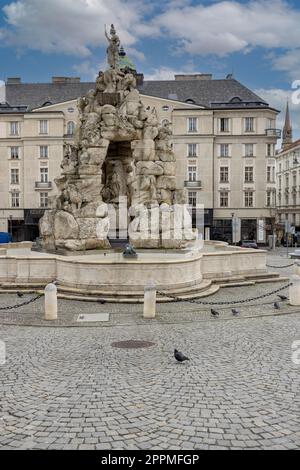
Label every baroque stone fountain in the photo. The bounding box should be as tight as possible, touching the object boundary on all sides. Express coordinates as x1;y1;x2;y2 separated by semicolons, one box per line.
39;24;196;252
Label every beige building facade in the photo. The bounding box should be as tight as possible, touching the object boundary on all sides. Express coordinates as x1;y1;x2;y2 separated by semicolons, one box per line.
0;73;280;243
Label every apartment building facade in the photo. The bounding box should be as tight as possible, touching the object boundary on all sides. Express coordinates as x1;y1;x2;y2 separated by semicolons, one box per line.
0;72;280;243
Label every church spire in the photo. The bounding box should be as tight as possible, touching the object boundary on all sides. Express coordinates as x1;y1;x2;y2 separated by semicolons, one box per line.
282;100;293;149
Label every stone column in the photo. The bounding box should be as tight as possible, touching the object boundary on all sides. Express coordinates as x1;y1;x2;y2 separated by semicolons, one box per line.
45;283;58;320
289;275;300;306
143;282;156;319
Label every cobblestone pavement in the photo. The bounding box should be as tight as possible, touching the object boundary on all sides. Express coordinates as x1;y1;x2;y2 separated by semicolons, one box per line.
0;313;299;450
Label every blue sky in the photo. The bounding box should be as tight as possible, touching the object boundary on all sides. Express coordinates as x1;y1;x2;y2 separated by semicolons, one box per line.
0;0;300;137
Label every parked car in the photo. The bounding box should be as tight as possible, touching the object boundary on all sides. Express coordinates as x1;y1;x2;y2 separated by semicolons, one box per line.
240;240;258;249
0;232;12;244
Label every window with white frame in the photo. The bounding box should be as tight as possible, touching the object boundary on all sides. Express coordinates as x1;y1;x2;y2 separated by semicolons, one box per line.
244;191;254;207
245;166;254;183
220;143;230;157
40;192;49;208
266;190;274;207
278;176;282;189
40;168;49;183
244;117;255;132
188;165;197;182
188;191;197;207
40;146;49;159
10;147;19;159
267;166;275;183
10;121;20;136
220;191;229;207
220;167;229;183
267;143;275;157
293;172;297;187
286;175;289;187
187;143;197;157
187;117;197;133
10;168;19;185
220;118;230;132
11;192;20;208
279;163;282;172
285;194;289;205
278;193;281;206
39;120;48;134
67;121;75;136
293;193;297;206
244;143;254;157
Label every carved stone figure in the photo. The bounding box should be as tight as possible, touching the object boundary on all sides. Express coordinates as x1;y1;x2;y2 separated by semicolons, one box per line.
39;25;194;252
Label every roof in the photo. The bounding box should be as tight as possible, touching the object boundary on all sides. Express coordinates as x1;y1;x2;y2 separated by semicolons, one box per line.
4;76;270;111
277;139;300;155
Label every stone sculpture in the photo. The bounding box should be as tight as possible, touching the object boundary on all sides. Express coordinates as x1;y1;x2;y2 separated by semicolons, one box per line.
39;25;197;251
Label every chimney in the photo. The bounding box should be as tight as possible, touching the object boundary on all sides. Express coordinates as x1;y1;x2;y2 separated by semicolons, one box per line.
6;77;21;84
0;80;5;103
175;74;212;81
52;77;81;84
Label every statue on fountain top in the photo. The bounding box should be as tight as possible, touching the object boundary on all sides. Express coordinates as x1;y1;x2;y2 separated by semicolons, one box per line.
105;24;121;71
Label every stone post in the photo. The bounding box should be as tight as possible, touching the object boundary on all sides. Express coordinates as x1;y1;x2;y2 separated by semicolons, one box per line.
143;282;156;319
289;275;300;306
45;283;58;320
294;260;300;276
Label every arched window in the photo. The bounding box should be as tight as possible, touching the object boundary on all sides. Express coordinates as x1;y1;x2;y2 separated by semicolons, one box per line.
67;121;75;136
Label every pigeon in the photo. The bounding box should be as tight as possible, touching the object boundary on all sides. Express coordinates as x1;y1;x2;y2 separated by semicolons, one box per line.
277;295;288;301
211;309;220;318
174;349;189;362
232;309;240;316
98;298;106;304
274;302;281;310
17;292;23;298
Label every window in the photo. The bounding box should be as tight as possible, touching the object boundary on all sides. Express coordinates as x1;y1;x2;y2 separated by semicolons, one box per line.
286;175;289;187
244;191;254;207
279;163;282;172
187;117;197;133
188;165;197;182
266;191;274;207
40;168;48;183
187;143;197;157
40;146;49;159
10;169;19;185
244;117;255;132
11;192;20;208
278;176;282;189
39;120;48;134
67;121;75;136
267;118;275;129
293;194;297;206
278;193;281;206
188;191;197;207
285;194;289;206
220;167;229;183
10;121;20;136
267;166;275;183
244;143;254;157
10;147;19;159
293;173;297;187
220;192;229;207
220;144;230;157
162;105;169;111
220;118;230;132
267;144;274;157
40;192;49;208
245;167;253;183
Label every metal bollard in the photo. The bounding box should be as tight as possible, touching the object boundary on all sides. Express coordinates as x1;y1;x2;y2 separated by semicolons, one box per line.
289;275;300;306
143;282;156;319
44;283;58;320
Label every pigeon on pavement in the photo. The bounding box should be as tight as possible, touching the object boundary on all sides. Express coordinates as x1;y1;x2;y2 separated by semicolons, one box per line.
174;349;189;362
232;309;240;316
211;309;220;318
17;292;23;298
274;302;281;310
277;295;288;301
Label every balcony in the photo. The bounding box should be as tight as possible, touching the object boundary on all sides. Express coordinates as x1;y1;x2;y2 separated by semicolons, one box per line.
265;128;282;138
184;180;202;188
35;181;52;189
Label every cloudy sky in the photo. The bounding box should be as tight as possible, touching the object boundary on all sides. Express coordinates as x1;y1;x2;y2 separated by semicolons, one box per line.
0;0;300;138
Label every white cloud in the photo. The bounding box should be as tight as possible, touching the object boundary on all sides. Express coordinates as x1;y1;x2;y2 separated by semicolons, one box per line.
144;65;196;81
0;0;150;57
156;0;300;57
272;49;300;81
